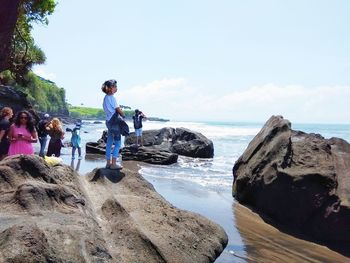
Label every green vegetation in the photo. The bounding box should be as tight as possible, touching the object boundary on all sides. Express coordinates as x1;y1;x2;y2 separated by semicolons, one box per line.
69;106;134;119
0;70;68;114
0;0;69;115
9;0;56;83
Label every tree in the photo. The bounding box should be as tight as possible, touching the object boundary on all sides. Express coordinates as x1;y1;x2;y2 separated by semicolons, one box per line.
0;0;56;82
0;0;21;72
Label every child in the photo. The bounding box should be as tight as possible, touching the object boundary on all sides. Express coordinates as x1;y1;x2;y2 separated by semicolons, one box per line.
132;109;146;146
67;120;82;160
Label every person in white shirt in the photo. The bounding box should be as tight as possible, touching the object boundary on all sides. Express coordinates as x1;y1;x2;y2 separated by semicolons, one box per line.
102;79;125;170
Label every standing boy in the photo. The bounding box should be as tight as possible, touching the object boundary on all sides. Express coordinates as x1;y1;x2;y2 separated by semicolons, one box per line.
132;109;146;146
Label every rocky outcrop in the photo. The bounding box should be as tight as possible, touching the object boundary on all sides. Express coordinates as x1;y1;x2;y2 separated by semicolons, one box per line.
121;145;178;165
0;85;33;112
125;128;214;158
232;115;350;255
0;155;227;262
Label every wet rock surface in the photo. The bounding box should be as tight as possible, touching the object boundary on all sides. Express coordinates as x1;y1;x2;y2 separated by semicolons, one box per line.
232;115;350;255
0;155;227;262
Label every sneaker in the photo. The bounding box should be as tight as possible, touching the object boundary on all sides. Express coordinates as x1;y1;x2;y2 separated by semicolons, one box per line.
105;163;111;169
110;164;123;170
78;156;83;160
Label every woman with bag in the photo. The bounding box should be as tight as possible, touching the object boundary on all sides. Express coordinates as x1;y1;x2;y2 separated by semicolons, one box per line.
102;79;125;170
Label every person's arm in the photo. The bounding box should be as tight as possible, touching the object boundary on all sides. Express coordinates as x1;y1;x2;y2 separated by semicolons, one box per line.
60;130;65;139
8;125;16;141
29;130;38;143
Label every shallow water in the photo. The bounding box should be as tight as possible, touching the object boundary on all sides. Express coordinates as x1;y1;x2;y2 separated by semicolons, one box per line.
42;120;350;262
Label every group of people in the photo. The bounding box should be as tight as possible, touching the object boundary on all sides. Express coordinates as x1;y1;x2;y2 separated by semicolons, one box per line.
0;107;82;161
1;78;144;171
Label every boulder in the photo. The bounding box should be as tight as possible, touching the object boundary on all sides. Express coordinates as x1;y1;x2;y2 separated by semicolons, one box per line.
86;128;214;165
232;115;350;255
0;155;227;262
121;145;178;165
0;85;32;112
125;127;214;158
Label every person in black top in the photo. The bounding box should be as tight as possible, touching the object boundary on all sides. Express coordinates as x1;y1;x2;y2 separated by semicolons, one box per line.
37;113;50;157
0;107;13;160
132;109;146;146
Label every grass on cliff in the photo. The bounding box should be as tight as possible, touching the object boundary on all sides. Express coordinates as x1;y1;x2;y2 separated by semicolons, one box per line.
69;106;134;119
0;70;68;114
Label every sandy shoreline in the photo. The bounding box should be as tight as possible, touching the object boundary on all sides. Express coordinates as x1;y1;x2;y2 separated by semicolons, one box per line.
135;162;350;263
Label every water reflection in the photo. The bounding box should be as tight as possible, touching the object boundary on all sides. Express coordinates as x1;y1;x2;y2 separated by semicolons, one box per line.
233;202;349;263
70;159;81;171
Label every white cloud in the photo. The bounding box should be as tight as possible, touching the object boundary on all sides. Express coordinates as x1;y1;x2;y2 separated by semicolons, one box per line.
119;79;350;124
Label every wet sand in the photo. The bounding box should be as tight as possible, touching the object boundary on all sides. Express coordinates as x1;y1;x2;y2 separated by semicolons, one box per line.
62;153;350;263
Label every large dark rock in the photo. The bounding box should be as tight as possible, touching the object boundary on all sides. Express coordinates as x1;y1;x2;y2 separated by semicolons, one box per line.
121;145;178;165
125;127;214;158
232;115;350;255
0;155;227;262
86;128;214;165
0;85;32;112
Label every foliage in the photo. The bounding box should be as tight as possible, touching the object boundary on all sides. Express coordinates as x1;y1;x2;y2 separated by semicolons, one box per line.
21;0;56;24
69;106;134;119
0;71;68;114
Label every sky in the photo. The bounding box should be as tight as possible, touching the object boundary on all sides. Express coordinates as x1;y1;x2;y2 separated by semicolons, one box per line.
32;0;350;123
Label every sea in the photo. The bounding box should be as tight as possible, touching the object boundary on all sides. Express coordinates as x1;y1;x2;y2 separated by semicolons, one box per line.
57;120;350;262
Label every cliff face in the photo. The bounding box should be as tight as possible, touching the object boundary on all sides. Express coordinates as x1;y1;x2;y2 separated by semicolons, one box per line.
0;85;32;112
0;155;228;262
232;116;350;255
0;0;21;72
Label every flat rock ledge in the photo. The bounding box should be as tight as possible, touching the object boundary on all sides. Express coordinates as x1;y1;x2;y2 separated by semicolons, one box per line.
0;155;227;262
232;115;350;255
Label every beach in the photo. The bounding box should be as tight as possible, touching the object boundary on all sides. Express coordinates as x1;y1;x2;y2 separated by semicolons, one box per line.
53;120;350;262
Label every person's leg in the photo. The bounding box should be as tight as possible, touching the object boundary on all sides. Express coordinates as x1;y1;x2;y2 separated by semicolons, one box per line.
135;129;140;145
78;147;82;159
105;126;113;167
72;147;76;159
39;137;47;157
110;139;122;169
139;128;143;146
111;139;121;164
